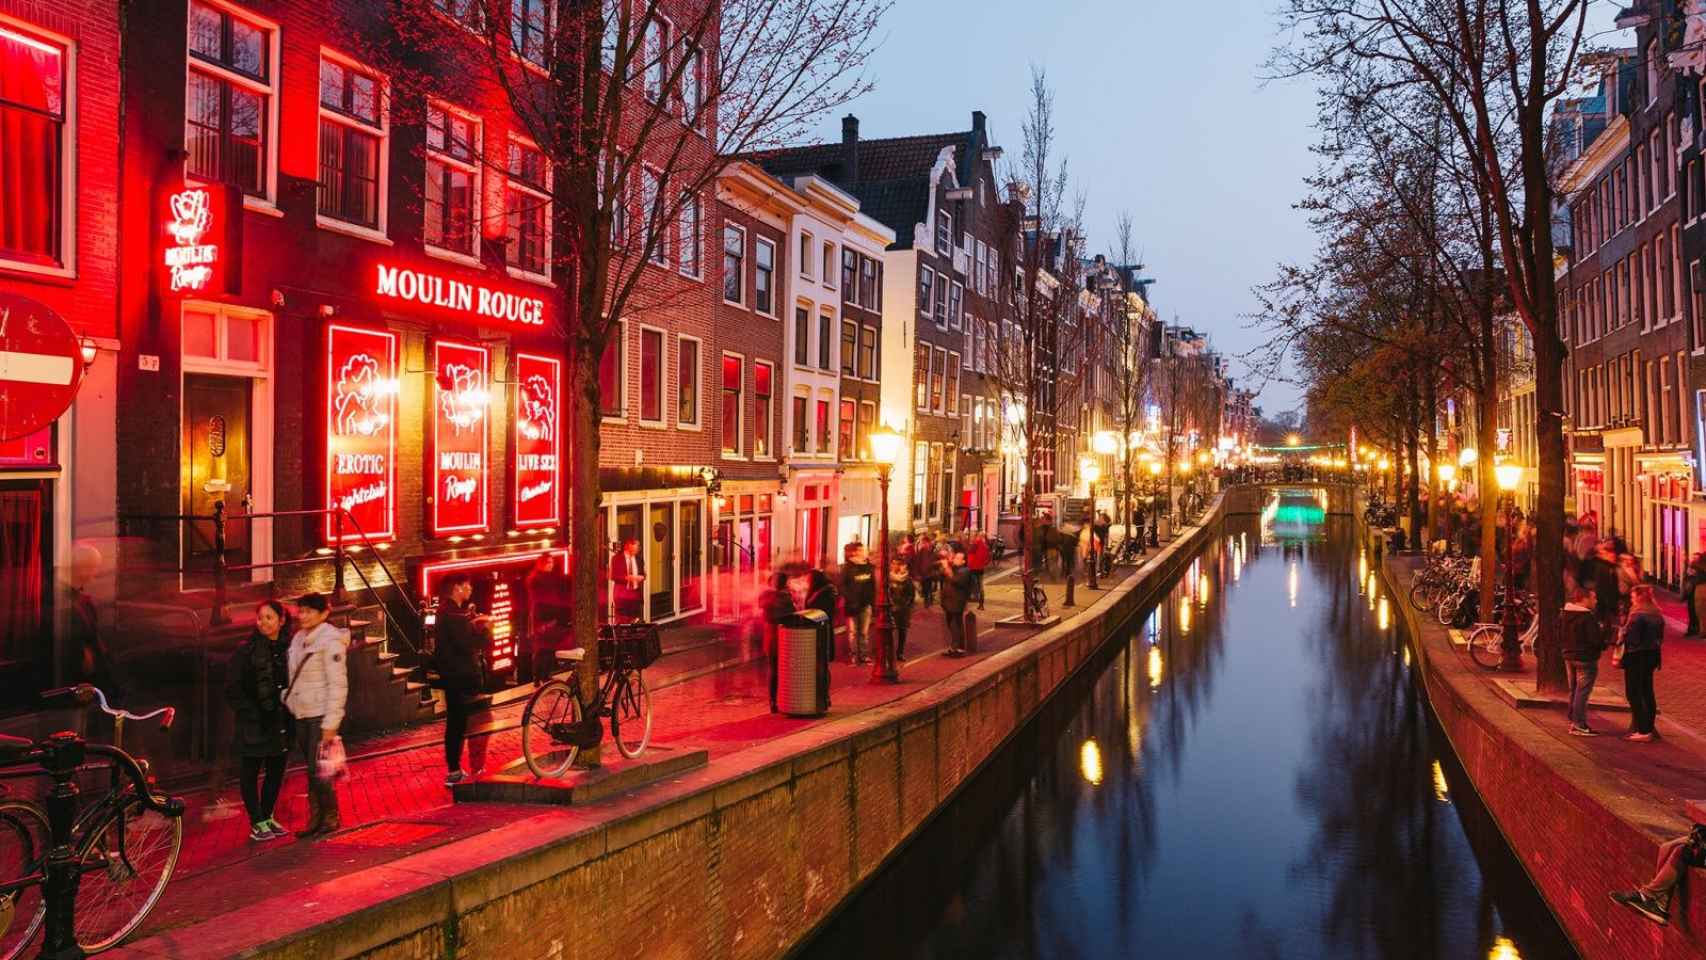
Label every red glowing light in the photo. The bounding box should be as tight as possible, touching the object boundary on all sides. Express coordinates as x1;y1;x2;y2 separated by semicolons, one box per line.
161;183;237;296
373;263;546;327
431;339;490;536
325;323;397;544
512;352;560;529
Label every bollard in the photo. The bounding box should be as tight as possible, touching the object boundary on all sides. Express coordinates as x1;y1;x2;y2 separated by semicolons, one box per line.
1063;574;1076;609
964;611;978;654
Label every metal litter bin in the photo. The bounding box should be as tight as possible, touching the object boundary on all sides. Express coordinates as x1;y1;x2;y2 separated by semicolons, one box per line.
777;609;830;717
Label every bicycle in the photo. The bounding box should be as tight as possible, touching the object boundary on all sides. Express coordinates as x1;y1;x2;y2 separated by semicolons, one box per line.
1465;614;1538;670
521;623;661;778
0;685;184;959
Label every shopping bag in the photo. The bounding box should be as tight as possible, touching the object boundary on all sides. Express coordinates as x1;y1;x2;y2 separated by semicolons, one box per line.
318;735;349;781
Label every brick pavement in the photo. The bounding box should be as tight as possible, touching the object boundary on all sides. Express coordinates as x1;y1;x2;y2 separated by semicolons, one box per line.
131;550;1138;940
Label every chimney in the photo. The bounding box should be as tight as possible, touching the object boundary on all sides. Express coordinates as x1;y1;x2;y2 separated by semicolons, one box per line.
972;110;986;140
842;114;860;186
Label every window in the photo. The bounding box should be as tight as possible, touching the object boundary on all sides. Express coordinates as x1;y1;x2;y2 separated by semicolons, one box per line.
842;248;857;297
946;353;960;414
681;43;704;125
722;225;745;304
638;327;665;424
858;402;875;458
600;324;625;418
316;57;385;231
1647;39;1659;107
642;167;666;265
1653;129;1667;203
948;281;963;328
433;0;483;29
792;395;809;453
754;362;773;458
861;257;878;310
425;103;478;255
926;443;942;520
838;399;855;460
936;211;951;255
678;192;700;278
505;139;549;274
858;326;876;379
822;242;835;286
800;232;814;278
794;307;810;366
511;0;553;70
678;336;700;427
1638;144;1651;214
643;15;668;103
915;343;930;410
912;442;928;520
919;267;935;320
818;313;832;370
721;354;742;454
602;155;626;247
815;399;832;453
755;238;775;314
840;321;858;375
187;0;273;197
0;23;68;268
930;346;946;412
934;273;948;324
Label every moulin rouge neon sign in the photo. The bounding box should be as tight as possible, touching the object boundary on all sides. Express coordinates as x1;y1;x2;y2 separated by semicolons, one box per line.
374;263;546;327
162;185;230;295
325;324;398;544
512;352;561;529
431;340;490;536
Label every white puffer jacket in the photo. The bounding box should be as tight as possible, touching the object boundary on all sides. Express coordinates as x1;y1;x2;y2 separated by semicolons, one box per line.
284;621;350;732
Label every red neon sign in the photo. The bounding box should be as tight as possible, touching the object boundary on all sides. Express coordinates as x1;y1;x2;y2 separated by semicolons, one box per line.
418;548;570;673
325;324;398;544
373;263;547;327
431;339;490;536
161;182;238;296
512;352;561;529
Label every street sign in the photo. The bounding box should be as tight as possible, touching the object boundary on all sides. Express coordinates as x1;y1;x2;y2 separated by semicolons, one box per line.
0;293;84;442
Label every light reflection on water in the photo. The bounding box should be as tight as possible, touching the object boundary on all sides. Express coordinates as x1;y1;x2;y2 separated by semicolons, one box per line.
800;492;1575;960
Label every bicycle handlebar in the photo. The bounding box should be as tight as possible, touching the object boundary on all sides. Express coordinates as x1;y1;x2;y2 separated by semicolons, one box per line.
82;744;185;818
41;685;176;732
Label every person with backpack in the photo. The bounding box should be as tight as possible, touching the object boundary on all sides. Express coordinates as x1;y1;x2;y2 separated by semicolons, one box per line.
225;600;292;842
435;573;488;786
283;593;349;837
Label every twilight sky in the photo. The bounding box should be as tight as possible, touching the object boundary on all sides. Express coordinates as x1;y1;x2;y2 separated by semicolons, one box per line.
813;0;1630;419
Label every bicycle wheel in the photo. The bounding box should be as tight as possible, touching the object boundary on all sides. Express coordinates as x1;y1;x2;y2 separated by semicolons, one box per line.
0;800;48;960
1409;577;1436;612
72;795;182;953
611;671;653;760
1466;624;1505;670
522;680;581;779
1435;592;1456;626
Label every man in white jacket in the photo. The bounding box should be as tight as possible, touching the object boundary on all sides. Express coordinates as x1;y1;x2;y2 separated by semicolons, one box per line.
284;593;349;837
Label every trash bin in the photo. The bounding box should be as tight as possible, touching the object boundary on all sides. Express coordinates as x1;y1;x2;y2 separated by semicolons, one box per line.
777;609;830;717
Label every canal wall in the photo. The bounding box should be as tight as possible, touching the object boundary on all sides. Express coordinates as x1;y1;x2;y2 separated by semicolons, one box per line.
128;500;1228;960
1379;552;1706;959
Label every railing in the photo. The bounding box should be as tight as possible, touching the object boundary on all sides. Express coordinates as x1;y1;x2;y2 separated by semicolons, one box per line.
115;505;421;653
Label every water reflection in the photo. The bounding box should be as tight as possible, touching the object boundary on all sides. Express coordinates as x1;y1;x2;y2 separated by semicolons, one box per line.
800;494;1576;960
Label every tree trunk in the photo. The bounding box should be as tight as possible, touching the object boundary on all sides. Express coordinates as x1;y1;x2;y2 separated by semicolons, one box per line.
1425;375;1439;547
568;337;604;765
1478;389;1498;625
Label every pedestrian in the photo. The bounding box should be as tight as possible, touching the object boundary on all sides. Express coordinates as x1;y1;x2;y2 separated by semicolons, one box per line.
434;574;488;787
1094;512;1112;575
1581;538;1622;646
1687;552;1706;637
888;557;916;662
838;542;876;665
610;537;645;623
1611;824;1706;925
787;562;837;709
912;533;937;608
1561;584;1607;737
759;571;795;712
282;593;348;837
940;547;975;656
1617;549;1643;618
966;530;991;610
225;600;292;842
1510;521;1533;591
1620;584;1664;742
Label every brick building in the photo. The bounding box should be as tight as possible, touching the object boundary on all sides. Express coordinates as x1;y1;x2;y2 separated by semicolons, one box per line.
0;0;123;706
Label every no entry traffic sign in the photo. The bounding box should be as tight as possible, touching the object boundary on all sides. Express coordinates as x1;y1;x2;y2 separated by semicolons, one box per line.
0;293;84;442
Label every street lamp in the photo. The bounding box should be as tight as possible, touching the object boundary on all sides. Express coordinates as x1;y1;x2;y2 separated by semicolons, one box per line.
1437;462;1457;488
868;425;905;682
1495;461;1523;672
1082;462;1103;589
1147;460;1162;546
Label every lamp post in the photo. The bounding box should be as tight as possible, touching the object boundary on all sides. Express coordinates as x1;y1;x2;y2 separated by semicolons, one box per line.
1147;459;1162;546
1495;461;1524;671
1082;462;1102;589
867;425;904;682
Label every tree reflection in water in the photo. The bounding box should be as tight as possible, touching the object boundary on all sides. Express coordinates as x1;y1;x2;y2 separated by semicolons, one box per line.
800;504;1575;960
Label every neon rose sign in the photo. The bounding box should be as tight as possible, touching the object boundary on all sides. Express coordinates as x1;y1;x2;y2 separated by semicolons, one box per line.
325;324;398;544
431;340;489;535
512;352;560;529
161;184;233;295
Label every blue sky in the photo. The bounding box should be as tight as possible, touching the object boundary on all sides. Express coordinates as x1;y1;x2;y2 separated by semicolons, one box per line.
814;0;1630;418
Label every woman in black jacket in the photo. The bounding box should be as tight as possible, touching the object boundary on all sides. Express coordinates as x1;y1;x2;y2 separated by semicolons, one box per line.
435;574;488;786
226;600;292;841
1622;585;1665;742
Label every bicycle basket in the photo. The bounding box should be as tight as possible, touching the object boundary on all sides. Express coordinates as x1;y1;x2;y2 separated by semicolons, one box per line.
597;623;663;671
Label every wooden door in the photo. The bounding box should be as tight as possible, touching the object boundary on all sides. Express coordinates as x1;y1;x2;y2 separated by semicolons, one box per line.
182;374;251;570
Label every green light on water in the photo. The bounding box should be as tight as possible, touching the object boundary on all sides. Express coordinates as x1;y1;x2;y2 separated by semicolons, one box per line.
1274;504;1325;526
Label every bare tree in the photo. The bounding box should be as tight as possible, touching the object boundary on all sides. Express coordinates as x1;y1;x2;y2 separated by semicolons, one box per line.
1107;213;1153;542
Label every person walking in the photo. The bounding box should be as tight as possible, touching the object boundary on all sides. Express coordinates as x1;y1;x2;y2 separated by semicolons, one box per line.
838;543;876;665
888;557;916;662
282;593;349;837
966;530;991;610
940;547;975;656
1093;512;1112;576
1581;538;1622;654
225;600;292;842
610;538;645;623
435;574;488;786
794;563;837;707
1620;584;1664;742
1684;552;1706;637
913;533;937;608
759;571;796;712
1561;584;1607;737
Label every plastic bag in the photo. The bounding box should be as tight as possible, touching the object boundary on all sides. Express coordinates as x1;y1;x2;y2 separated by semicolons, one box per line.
318;735;349;781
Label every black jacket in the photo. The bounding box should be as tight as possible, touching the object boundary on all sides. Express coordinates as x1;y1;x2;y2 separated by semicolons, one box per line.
1560;605;1605;662
839;562;876;613
1579;557;1620;623
941;565;975;614
435;603;486;692
1622;610;1665;657
888;574;916;628
225;630;291;758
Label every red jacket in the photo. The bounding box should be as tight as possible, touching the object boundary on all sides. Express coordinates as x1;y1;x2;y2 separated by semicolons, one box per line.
967;539;991;572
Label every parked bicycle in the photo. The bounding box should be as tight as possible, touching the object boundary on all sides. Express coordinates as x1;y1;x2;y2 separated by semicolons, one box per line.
0;685;184;960
521;623;661;778
1465;613;1539;670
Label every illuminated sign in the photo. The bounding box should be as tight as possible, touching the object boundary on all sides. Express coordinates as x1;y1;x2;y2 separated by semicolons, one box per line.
325;324;398;544
418;548;570;674
161;182;239;296
373;263;546;327
512;352;561;529
431;340;490;536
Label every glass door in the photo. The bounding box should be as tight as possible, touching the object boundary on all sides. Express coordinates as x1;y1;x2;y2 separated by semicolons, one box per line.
648;502;676;620
680;501;702;613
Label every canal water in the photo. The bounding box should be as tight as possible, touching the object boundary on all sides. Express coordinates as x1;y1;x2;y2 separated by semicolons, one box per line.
798;491;1578;960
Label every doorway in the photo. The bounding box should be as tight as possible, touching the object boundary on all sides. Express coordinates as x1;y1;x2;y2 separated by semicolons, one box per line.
181;374;252;576
0;480;51;707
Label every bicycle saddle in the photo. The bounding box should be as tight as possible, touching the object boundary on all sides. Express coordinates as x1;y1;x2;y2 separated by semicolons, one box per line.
554;647;587;662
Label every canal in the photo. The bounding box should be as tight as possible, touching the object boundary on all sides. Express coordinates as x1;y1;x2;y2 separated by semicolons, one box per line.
798;492;1578;960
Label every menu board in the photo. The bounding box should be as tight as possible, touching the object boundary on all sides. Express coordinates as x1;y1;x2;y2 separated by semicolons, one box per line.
431;339;490;536
512;352;561;529
325;324;397;544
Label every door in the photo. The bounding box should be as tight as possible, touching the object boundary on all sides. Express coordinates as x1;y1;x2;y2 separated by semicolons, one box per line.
0;481;50;706
182;375;251;573
648;502;675;620
679;501;702;613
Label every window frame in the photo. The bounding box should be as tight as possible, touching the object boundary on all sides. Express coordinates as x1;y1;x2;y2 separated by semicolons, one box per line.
637;323;667;426
504;134;552;281
600;320;628;421
793;306;811;368
423;99;482;264
858;325;877;380
840;319;858;376
315;50;389;241
642;164;668;266
792;392;810;455
722;223;747;306
184;0;280;207
753;360;775;459
918;266;935;321
754;236;777;316
510;0;556;72
0;17;76;277
677;333;702;430
818;312;833;371
677;189;701;279
936;210;952;256
720;351;744;457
